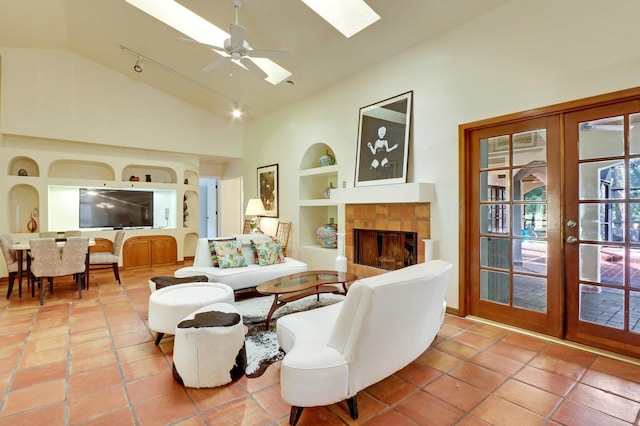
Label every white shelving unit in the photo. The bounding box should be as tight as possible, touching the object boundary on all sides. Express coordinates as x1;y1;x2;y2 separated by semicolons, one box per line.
298;143;339;270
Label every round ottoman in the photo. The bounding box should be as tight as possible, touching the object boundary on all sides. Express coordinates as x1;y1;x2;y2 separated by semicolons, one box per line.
172;302;247;388
148;282;234;345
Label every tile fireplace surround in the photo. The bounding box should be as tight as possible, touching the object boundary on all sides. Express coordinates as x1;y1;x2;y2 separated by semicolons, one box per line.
345;202;430;277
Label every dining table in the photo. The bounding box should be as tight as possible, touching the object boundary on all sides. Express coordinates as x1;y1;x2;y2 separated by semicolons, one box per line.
10;237;96;298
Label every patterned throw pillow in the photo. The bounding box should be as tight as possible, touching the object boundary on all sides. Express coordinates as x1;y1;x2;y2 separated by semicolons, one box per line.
213;240;248;269
208;237;235;267
250;238;285;266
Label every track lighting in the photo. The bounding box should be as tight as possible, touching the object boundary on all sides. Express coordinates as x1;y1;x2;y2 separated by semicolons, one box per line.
133;58;143;73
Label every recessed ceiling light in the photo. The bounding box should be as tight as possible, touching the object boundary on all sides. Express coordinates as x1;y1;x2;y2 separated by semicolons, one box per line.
300;0;380;38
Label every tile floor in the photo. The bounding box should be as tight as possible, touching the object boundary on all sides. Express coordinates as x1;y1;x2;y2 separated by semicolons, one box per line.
1;264;640;425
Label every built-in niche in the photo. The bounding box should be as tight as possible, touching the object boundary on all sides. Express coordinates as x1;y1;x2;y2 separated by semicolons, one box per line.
122;165;176;184
9;156;39;177
9;184;39;233
49;160;115;180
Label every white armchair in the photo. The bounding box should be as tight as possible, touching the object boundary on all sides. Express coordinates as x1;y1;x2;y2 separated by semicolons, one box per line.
276;260;452;425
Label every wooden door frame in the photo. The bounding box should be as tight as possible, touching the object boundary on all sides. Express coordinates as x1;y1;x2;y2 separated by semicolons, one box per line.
459;86;640;319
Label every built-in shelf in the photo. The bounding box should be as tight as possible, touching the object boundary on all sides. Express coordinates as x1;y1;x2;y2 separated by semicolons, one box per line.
331;182;435;204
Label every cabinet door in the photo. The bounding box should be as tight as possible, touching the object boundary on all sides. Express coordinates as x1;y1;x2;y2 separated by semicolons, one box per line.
123;238;152;268
150;236;177;266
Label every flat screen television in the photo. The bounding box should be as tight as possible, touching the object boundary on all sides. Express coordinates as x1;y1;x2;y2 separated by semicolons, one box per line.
79;188;153;229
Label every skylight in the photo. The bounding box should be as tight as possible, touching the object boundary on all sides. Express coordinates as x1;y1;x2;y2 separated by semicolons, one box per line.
125;0;291;85
300;0;380;38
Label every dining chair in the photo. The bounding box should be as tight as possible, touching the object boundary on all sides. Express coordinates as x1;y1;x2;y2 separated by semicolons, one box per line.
89;231;125;284
39;232;57;238
243;219;253;234
64;230;82;237
275;221;292;256
29;237;89;305
0;234;28;298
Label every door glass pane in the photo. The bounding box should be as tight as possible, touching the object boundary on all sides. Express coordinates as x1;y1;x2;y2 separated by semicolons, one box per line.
480;237;510;270
480;269;510;305
480;204;509;234
630;206;640;243
513;203;546;237
513;239;546;275
630;291;640;333
630;113;640;155
631;158;640;198
579;284;624;329
579;203;625;242
631;248;640;289
579;244;624;286
480;170;509;202
579;160;625;200
513;274;546;312
578;116;624;160
481;135;510;169
513;129;546;166
513;167;546;201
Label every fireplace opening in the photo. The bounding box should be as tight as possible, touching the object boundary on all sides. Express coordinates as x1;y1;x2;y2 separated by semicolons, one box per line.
354;229;418;270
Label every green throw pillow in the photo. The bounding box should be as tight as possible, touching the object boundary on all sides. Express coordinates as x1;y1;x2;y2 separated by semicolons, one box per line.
251;238;285;266
213;240;248;269
208;237;235;267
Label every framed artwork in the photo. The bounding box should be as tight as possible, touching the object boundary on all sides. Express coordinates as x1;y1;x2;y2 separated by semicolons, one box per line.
257;163;279;217
355;91;413;187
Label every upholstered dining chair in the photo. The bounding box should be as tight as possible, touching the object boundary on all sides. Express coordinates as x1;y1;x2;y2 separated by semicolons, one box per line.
64;230;82;237
0;234;28;298
89;230;125;284
276;221;292;256
29;237;89;305
39;232;57;238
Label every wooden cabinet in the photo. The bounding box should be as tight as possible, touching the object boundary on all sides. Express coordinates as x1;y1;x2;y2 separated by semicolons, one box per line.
122;235;177;268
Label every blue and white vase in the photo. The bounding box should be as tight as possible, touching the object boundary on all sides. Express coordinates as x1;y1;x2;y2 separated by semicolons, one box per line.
318;150;336;167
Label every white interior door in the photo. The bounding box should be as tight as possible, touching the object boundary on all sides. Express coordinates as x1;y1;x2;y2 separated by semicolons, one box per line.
219;176;243;236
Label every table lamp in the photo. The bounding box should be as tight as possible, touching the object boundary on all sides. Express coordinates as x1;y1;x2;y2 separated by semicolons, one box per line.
245;198;266;232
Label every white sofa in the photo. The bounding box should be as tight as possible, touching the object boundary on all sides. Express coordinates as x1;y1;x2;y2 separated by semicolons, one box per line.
276;260;452;425
174;234;308;292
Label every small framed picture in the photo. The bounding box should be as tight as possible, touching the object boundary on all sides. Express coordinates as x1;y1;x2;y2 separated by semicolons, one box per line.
355;91;413;187
257;164;279;217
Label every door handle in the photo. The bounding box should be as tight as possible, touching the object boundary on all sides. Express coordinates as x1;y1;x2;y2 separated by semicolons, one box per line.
566;236;578;244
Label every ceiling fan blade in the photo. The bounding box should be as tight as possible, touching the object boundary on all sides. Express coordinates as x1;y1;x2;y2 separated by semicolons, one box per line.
177;37;226;53
202;57;229;72
240;57;268;79
229;23;245;48
246;49;292;59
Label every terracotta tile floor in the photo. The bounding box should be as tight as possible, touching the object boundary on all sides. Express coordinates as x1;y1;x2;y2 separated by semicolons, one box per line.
1;265;640;425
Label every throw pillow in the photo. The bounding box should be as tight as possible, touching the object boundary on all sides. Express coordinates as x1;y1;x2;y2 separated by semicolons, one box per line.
208;237;235;267
251;238;285;266
213;240;248;269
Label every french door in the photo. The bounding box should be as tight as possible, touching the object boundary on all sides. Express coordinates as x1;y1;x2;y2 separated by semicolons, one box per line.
564;100;640;357
467;115;564;337
465;93;640;358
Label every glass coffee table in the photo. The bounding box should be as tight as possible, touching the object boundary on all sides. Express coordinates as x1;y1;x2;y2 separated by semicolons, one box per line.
256;270;358;328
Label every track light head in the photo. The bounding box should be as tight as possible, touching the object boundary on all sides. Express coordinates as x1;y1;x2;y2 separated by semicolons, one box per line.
133;58;143;73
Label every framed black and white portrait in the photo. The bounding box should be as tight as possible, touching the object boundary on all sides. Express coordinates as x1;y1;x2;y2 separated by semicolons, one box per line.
355;91;413;187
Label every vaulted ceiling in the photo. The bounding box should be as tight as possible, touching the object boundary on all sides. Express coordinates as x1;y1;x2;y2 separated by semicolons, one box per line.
0;0;510;122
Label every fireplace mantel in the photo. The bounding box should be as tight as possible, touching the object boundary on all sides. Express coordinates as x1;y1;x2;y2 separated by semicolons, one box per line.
330;182;435;204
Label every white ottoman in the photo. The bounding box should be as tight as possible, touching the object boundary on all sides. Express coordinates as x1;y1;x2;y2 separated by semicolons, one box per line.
172;302;246;388
148;282;234;345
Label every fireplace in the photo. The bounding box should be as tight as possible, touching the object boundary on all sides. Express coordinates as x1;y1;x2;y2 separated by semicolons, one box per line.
354;229;418;270
344;202;431;277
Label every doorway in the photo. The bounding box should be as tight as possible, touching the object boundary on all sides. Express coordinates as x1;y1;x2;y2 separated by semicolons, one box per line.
461;88;640;358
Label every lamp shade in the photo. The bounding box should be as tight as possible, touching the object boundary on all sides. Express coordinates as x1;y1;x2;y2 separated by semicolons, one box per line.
245;198;266;216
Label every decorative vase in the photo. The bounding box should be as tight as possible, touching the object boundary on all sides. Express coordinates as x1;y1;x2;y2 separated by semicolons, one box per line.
323;182;335;199
145;174;152;182
318;149;336;167
316;218;337;248
335;232;347;272
27;214;38;233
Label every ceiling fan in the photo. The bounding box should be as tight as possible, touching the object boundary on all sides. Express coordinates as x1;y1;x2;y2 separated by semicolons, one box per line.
177;0;292;80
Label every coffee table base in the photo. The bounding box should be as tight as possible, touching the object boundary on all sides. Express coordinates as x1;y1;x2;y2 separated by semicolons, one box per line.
264;283;347;329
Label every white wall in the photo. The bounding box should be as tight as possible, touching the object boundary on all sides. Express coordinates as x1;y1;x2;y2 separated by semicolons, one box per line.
237;0;640;310
0;47;245;157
